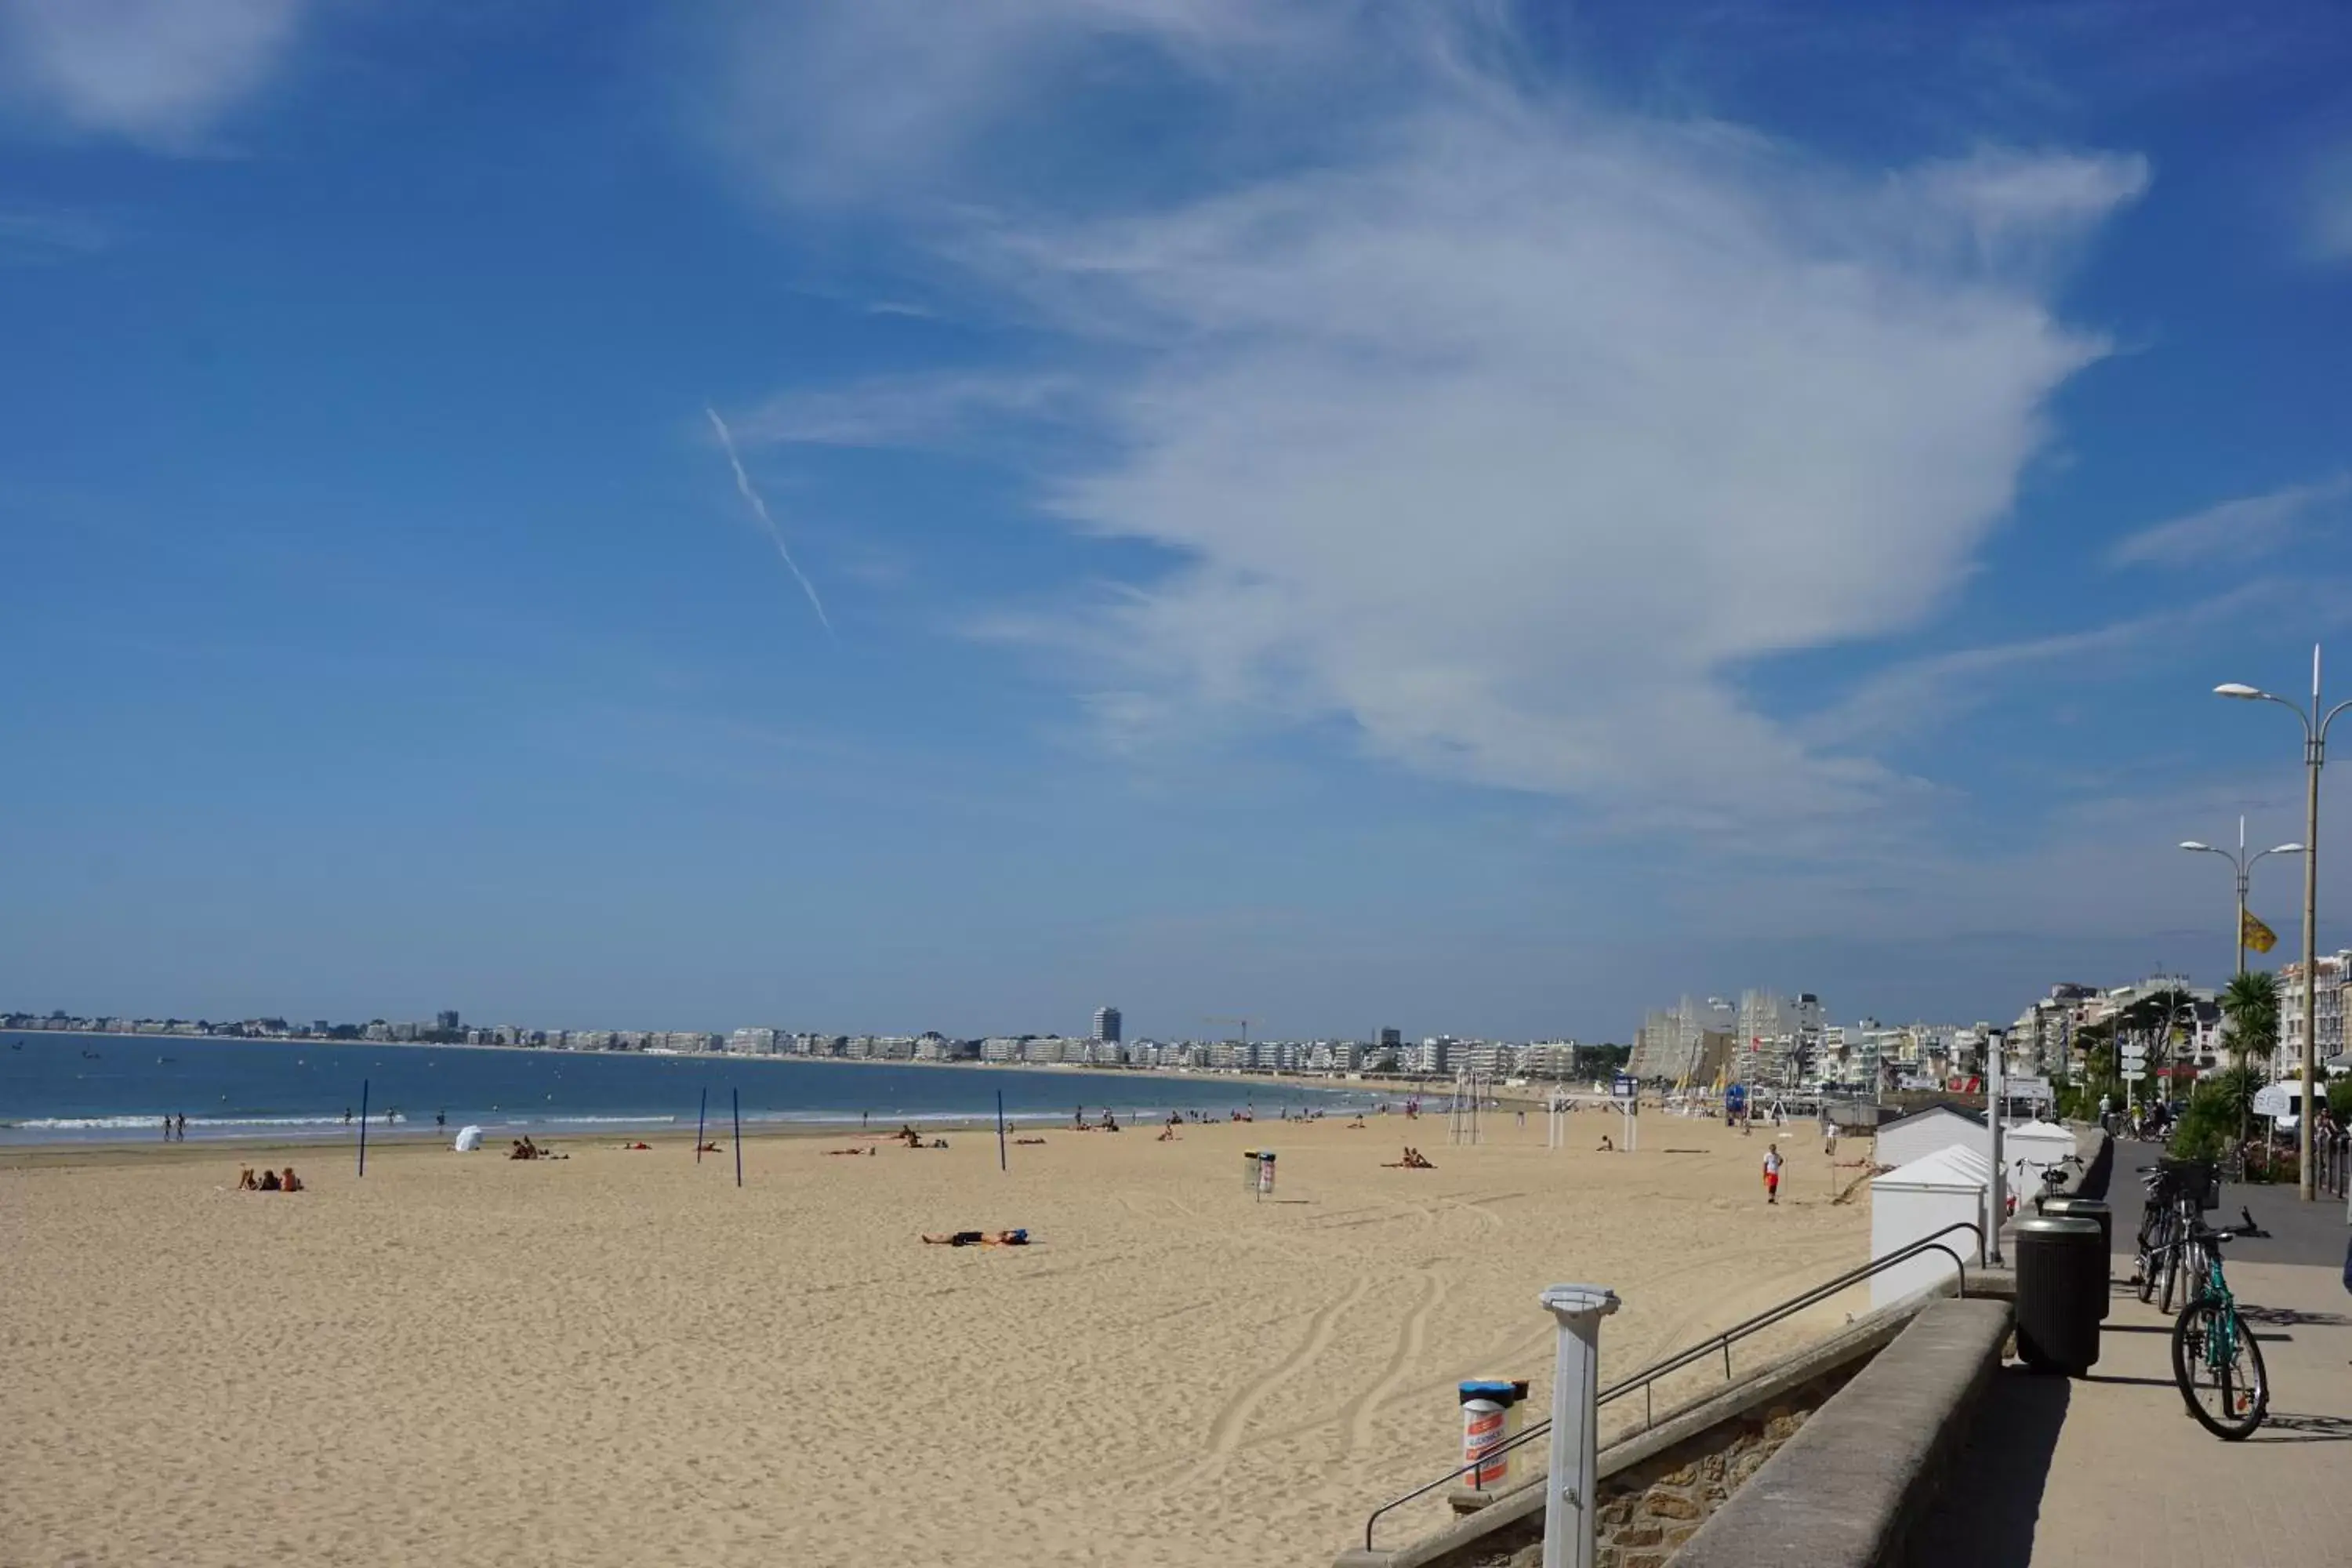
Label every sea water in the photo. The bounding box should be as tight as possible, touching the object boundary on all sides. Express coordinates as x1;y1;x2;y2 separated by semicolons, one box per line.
0;1032;1364;1144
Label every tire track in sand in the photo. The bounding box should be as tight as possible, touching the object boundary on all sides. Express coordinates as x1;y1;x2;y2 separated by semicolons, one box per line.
1340;1264;1450;1457
1176;1272;1376;1489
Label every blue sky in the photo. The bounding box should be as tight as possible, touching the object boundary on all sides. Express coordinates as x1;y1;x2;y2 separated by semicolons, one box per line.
3;1;2350;1040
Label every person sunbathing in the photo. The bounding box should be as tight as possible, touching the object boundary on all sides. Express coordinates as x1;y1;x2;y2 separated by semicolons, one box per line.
621;1142;652;1151
1014;1137;1047;1146
921;1230;1029;1247
1382;1147;1436;1170
237;1167;259;1191
279;1167;303;1192
696;1142;722;1154
823;1146;867;1156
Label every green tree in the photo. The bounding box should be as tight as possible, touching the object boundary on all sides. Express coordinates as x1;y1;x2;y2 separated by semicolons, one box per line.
2171;1067;2261;1165
2220;971;2281;1148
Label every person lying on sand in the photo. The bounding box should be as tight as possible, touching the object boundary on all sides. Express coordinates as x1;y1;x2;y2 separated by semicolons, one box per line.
696;1142;722;1154
1346;1118;1367;1129
823;1146;869;1156
921;1230;1029;1247
1014;1137;1047;1146
620;1142;652;1151
237;1167;259;1191
279;1167;303;1192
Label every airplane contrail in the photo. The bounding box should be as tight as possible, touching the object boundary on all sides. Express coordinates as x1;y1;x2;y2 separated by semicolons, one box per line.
705;405;833;633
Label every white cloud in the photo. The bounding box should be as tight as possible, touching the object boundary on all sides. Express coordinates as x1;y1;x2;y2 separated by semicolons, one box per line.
706;2;2147;840
0;0;305;150
2108;474;2351;568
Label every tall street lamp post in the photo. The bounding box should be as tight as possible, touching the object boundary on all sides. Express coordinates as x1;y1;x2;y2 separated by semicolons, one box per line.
2216;644;2352;1202
2179;817;2303;979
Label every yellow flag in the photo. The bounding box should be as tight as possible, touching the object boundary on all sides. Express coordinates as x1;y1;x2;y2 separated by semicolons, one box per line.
2242;909;2278;954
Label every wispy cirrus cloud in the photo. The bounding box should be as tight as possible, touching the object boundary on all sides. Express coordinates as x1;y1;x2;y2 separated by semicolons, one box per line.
0;0;307;151
0;205;108;261
2108;474;2352;568
701;2;2147;845
2305;142;2352;263
1802;581;2283;750
735;371;1080;451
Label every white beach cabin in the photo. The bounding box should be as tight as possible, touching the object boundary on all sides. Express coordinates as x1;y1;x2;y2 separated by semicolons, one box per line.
1874;1106;1987;1171
1869;1145;1991;1310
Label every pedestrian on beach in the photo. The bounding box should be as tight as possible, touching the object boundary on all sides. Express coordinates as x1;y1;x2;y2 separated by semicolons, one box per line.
176;1112;187;1140
343;1107;352;1125
162;1113;172;1142
435;1109;446;1129
1762;1143;1784;1205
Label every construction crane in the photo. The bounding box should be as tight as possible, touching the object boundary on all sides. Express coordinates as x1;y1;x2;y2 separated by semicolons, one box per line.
1202;1016;1250;1045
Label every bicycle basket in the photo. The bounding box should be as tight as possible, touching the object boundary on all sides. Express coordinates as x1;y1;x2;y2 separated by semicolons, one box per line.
2158;1156;2220;1211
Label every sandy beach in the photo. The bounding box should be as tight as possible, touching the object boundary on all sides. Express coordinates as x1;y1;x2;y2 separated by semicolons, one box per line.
1;1111;1871;1566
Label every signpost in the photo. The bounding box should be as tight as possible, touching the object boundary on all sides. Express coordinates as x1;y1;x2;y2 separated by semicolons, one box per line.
1610;1073;1637;1153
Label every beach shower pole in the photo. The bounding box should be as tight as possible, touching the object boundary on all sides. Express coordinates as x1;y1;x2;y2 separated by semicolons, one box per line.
696;1088;708;1163
732;1090;742;1189
996;1091;1007;1171
357;1079;370;1177
1538;1284;1620;1568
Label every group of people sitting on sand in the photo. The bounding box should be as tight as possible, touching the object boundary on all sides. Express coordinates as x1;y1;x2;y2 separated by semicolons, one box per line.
237;1166;303;1192
1072;1108;1122;1132
1383;1146;1436;1170
510;1137;565;1160
893;1124;948;1149
921;1229;1030;1247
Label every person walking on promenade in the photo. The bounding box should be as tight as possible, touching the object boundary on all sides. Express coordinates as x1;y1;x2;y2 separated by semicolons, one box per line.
1762;1143;1784;1205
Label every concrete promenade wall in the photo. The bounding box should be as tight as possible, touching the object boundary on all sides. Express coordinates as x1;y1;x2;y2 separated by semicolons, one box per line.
1668;1298;2012;1568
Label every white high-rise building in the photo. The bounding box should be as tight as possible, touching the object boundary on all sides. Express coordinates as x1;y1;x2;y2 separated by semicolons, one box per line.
1092;1006;1122;1044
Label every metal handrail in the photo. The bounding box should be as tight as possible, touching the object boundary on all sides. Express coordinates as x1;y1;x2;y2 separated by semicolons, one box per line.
1360;1221;1984;1552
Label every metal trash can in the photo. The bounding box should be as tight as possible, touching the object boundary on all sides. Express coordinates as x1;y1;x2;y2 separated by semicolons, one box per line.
2037;1197;2112;1319
2014;1214;2103;1376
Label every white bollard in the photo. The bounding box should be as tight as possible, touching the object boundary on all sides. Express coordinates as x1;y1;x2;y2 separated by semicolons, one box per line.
1538;1283;1621;1568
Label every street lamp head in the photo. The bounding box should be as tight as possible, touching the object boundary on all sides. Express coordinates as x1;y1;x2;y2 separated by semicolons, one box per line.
2270;843;2306;855
2178;840;2211;852
2213;683;2265;700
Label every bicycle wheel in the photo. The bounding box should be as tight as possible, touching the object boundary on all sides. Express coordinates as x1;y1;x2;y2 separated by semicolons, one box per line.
2134;1211;2165;1302
2172;1301;2268;1440
2158;1238;2188;1314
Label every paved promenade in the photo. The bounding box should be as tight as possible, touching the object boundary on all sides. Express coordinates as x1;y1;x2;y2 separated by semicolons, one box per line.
1922;1159;2352;1566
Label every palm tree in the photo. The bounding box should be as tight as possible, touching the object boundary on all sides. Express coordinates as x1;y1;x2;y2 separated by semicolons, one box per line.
2220;971;2281;1152
2220;971;2281;1073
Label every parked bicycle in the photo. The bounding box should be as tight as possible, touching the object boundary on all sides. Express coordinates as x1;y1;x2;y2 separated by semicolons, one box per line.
2031;1154;2086;1213
2169;1205;2270;1439
2132;1158;2216;1313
